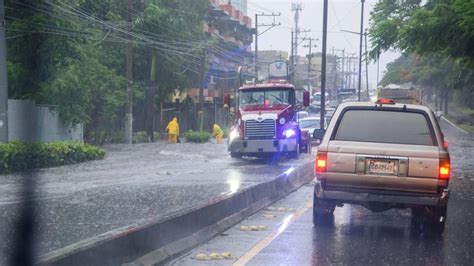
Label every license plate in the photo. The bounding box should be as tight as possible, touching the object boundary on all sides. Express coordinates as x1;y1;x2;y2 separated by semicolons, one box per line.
366;159;398;175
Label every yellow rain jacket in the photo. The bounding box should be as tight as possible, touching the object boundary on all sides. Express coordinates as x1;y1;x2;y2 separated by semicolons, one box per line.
213;124;224;137
167;117;180;136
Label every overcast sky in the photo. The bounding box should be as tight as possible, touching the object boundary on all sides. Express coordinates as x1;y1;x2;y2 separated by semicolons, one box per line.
246;0;400;87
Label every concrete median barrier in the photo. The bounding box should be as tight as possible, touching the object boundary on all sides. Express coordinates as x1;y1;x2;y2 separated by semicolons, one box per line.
38;159;314;266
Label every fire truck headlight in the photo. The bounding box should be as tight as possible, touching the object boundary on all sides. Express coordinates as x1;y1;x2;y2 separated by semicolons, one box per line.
279;117;286;125
229;129;240;141
283;129;296;138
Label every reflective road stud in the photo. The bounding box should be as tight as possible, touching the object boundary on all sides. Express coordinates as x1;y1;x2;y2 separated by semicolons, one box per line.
239;225;250;231
209;253;222;260
194;252;234;260
195;253;209;260
240;225;270;231
221;252;233;259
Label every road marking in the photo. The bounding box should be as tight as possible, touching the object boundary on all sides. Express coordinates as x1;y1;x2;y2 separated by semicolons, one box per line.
233;200;313;266
193;252;234;261
441;116;469;134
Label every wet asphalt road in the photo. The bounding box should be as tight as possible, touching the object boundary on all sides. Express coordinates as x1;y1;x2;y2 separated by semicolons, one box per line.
169;119;474;265
0;139;312;262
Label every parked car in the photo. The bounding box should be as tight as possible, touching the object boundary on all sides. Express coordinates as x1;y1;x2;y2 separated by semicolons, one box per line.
327;101;338;109
297;111;309;122
312;98;451;234
325;106;336;117
299;117;328;138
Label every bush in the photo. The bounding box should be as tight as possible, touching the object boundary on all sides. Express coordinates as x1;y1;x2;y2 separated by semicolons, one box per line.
132;131;162;144
0;141;106;174
185;130;212;143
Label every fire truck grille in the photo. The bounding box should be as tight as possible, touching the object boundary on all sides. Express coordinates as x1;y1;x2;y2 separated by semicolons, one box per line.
245;119;276;139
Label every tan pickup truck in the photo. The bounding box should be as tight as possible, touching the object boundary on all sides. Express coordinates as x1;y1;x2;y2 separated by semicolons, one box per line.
312;98;450;234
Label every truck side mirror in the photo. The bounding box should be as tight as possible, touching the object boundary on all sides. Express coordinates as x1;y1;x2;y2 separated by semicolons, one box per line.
313;129;325;141
224;94;231;106
303;90;310;107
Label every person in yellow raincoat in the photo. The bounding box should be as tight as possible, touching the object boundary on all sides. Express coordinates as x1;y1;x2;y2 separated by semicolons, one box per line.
166;117;180;144
213;124;224;144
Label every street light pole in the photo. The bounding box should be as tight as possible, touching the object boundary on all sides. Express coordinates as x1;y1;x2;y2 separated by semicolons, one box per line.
320;0;328;130
357;0;365;102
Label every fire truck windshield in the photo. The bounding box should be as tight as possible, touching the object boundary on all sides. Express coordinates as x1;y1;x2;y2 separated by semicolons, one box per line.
239;89;292;107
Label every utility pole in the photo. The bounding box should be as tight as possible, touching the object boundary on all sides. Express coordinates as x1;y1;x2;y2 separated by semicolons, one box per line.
254;13;281;81
333;48;346;102
292;28;310;81
357;0;365;102
292;3;302;64
347;56;352;89
303;38;317;95
125;0;133;144
0;0;7;142
198;48;206;131
332;47;338;101
364;29;369;99
320;0;328;130
290;29;294;82
343;53;357;92
254;13;258;80
146;50;157;142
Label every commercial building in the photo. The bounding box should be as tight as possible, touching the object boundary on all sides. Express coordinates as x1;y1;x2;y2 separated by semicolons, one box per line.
184;0;254;103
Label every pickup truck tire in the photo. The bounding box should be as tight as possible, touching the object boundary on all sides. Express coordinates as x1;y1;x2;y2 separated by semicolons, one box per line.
313;197;335;226
411;206;447;235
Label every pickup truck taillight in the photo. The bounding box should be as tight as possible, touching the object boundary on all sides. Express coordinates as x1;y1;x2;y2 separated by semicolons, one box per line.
316;152;327;173
439;158;450;180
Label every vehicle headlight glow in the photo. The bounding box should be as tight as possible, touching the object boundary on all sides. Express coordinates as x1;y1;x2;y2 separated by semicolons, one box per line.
279;117;286;125
238;118;242;126
283;129;296;138
229;129;240;141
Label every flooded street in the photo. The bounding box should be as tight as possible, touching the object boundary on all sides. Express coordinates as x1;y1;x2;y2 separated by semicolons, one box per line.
0;141;312;261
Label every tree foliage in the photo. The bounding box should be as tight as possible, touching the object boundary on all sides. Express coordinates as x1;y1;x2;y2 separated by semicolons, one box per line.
370;0;474;107
5;0;210;142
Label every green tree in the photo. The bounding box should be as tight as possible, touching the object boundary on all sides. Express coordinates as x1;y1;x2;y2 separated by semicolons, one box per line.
5;0;212;143
369;0;474;109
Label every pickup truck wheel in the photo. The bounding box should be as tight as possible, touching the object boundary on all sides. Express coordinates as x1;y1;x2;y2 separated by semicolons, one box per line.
427;206;447;235
411;206;447;235
313;197;335;226
230;152;242;159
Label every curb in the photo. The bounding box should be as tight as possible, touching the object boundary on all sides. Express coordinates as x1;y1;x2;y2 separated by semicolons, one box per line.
38;159;314;266
424;102;469;134
441;116;469;134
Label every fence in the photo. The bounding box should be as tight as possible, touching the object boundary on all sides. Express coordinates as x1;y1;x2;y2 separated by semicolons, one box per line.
7;99;83;142
133;101;231;136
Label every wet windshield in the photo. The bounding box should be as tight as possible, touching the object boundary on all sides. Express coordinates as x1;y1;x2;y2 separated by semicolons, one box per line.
240;89;291;107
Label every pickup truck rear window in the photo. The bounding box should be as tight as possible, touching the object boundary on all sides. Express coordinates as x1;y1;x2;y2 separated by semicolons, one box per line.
334;109;434;146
